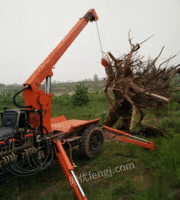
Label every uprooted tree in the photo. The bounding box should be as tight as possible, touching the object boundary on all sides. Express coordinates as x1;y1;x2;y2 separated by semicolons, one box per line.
102;32;180;134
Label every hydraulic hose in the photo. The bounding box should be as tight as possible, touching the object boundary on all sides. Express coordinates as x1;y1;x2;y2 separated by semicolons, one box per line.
8;147;54;177
12;87;32;109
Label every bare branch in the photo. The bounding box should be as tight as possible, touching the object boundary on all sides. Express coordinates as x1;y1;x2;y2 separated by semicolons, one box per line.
158;55;177;69
139;35;155;45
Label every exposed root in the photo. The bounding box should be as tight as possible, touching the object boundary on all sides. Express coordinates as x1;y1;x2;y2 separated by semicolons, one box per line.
102;33;180;136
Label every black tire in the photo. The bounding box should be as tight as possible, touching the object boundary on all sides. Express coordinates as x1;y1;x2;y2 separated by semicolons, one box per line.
79;125;104;158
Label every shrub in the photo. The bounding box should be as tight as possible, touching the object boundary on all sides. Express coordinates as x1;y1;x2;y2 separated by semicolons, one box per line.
71;82;90;107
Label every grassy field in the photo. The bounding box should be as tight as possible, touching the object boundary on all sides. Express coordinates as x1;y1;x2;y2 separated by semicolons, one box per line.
0;82;180;199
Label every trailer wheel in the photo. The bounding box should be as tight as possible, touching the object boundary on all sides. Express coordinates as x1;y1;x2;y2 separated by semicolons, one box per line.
79;125;104;158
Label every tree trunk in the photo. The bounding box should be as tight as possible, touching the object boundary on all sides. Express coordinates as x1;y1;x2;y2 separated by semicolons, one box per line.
104;90;132;130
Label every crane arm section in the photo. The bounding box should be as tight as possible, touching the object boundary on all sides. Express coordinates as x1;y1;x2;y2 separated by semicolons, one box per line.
24;9;98;91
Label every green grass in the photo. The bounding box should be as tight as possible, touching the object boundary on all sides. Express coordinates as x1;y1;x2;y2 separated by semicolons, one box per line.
51;90;110;123
1;87;180;199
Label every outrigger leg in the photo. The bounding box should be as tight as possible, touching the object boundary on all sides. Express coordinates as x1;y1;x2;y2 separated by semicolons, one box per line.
103;125;155;151
54;139;88;200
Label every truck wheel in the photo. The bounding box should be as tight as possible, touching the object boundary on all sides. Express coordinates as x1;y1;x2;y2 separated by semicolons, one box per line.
79;125;104;158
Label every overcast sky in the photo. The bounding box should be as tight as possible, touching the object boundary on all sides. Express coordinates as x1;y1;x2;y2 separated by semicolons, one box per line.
1;0;180;85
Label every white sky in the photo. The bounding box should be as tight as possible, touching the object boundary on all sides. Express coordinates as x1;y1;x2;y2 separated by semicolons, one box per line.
1;0;180;85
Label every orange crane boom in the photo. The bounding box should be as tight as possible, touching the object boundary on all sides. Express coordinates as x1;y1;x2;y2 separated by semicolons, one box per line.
23;9;98;133
24;9;98;91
